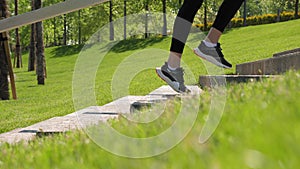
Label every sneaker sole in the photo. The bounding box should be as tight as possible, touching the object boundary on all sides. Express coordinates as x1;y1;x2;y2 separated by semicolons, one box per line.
193;48;231;69
155;68;183;93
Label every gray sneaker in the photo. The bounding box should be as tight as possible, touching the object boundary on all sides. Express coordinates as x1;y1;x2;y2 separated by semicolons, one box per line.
194;41;232;69
156;62;190;93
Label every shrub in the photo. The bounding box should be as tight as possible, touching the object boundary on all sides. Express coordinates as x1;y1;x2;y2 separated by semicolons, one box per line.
194;12;300;31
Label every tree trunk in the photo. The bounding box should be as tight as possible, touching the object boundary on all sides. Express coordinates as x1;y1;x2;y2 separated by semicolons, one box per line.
28;0;36;71
277;8;281;22
15;0;22;68
78;10;81;44
243;0;247;26
162;0;167;36
124;0;127;39
296;0;299;19
15;27;22;67
63;14;67;45
145;1;149;38
0;42;9;100
109;0;114;41
35;0;46;85
63;0;67;45
53;17;57;46
204;0;208;31
0;0;10;100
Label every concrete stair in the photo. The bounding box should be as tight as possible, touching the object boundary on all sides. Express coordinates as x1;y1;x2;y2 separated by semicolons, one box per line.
199;48;300;88
0;85;201;144
199;75;275;88
273;48;300;57
236;51;300;75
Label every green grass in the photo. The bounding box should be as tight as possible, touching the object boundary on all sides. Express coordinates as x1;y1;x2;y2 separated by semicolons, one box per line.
0;19;300;168
221;20;300;73
1;19;300;133
0;71;299;169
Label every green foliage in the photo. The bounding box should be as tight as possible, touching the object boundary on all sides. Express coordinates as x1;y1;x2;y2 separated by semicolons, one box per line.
194;0;299;25
7;0;300;47
195;12;300;31
7;0;180;47
233;11;299;27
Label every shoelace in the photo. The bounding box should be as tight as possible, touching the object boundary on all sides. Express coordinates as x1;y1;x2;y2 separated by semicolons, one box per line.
176;67;185;83
174;67;188;91
215;43;224;58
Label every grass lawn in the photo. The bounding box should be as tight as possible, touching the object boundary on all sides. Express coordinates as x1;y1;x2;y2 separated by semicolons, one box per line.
0;19;299;168
0;71;299;169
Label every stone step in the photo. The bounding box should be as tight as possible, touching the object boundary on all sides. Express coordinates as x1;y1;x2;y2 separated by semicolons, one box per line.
236;52;300;75
131;85;201;112
0;128;36;144
149;85;201;96
273;48;300;57
0;85;201;144
199;75;275;88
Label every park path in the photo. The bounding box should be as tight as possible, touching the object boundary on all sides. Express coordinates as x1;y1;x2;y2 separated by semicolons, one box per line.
0;85;201;144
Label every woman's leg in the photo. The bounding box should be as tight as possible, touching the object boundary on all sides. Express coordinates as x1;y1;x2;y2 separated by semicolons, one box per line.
206;0;245;43
156;0;203;93
168;0;203;69
194;0;245;69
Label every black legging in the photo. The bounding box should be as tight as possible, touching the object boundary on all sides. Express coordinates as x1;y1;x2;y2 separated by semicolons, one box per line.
170;0;245;54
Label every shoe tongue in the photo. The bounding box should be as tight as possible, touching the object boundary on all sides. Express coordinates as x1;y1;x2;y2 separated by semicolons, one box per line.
176;67;184;73
176;67;182;71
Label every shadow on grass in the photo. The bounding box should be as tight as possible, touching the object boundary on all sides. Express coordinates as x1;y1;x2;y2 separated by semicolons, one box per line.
109;36;168;53
223;26;246;34
49;36;167;57
50;44;84;58
28;85;38;88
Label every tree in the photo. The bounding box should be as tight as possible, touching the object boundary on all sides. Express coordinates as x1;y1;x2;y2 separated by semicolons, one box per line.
109;0;114;40
162;0;167;36
0;0;10;100
28;0;36;71
63;0;67;45
243;0;247;26
145;0;149;38
0;0;16;100
35;0;46;85
12;0;300;48
78;10;82;44
296;0;299;18
14;0;22;68
124;0;127;39
203;0;208;31
63;14;67;45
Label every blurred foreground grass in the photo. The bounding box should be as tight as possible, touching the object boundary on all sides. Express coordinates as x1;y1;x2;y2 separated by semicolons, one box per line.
0;71;299;169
